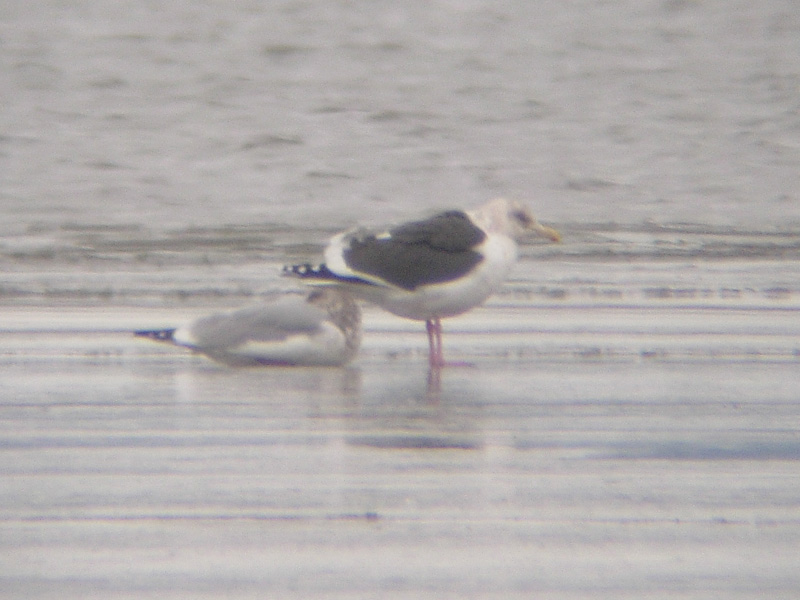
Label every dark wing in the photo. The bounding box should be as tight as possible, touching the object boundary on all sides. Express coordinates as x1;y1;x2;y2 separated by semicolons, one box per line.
342;211;487;291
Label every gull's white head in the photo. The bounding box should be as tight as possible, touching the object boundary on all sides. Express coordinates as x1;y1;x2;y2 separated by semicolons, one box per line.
468;198;561;242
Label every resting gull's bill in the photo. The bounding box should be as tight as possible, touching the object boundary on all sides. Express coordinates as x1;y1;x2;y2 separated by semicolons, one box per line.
285;198;560;367
135;289;361;367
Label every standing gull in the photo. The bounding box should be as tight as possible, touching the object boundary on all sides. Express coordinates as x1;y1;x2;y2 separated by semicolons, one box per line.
285;198;560;367
135;289;361;367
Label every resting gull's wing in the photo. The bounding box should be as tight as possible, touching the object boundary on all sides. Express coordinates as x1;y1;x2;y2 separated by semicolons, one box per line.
136;290;361;367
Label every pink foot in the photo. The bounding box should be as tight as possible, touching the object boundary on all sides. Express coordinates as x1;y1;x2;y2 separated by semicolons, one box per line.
425;318;475;369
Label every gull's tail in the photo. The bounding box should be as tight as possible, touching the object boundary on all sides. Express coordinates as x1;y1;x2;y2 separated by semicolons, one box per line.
282;263;366;285
283;263;337;280
134;328;177;343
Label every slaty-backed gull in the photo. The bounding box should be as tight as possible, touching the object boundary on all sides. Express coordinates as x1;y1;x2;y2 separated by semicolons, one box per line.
285;198;560;367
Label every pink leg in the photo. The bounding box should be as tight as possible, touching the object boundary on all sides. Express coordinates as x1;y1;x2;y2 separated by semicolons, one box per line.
426;318;445;368
425;319;436;365
426;319;436;362
425;318;475;369
433;319;444;366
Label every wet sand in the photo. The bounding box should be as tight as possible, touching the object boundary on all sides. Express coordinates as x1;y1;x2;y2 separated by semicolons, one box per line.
2;259;799;598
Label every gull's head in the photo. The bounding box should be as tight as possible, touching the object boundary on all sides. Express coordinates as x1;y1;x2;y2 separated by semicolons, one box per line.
470;198;561;242
306;288;362;357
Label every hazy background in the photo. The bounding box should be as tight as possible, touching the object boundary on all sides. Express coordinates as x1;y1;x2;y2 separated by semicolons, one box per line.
2;0;799;238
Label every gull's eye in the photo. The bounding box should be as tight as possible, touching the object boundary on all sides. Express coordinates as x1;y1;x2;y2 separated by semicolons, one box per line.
512;209;533;227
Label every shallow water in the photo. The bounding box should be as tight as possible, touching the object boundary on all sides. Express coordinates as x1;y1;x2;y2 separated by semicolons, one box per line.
2;1;800;597
2;284;800;598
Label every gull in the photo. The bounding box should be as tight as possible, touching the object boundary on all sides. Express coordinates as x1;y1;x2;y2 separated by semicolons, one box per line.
285;198;560;367
135;289;361;367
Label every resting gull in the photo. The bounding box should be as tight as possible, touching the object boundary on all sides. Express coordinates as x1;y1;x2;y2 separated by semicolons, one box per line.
135;289;361;367
285;198;560;367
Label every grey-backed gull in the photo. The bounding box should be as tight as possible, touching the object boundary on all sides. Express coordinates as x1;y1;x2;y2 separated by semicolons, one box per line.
135;289;361;367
